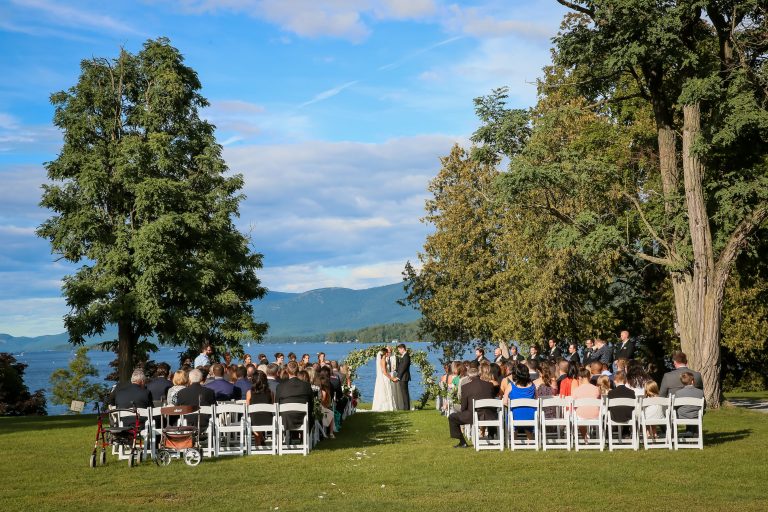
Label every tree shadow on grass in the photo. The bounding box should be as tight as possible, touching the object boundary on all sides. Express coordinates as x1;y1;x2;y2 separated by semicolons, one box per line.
704;429;752;446
314;411;414;451
0;414;93;435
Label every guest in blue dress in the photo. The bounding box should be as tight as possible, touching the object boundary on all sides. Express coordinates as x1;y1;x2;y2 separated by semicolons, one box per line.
506;364;537;438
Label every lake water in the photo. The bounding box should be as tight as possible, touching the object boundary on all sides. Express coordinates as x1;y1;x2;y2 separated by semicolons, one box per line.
14;341;461;415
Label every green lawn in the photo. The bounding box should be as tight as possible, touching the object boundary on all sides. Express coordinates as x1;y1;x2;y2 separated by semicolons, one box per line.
1;405;767;511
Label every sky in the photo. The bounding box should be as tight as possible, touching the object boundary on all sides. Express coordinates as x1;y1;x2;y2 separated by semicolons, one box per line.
0;0;568;336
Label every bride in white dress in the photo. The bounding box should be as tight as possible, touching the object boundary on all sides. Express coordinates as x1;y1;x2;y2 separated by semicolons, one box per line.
372;347;403;411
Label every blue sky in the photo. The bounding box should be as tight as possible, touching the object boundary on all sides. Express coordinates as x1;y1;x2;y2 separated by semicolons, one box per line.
0;0;567;336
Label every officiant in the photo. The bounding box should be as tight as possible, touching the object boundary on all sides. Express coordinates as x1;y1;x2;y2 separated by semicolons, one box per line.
394;343;411;411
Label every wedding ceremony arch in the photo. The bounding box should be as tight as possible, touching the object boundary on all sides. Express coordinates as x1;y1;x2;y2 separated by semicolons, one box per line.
343;345;437;409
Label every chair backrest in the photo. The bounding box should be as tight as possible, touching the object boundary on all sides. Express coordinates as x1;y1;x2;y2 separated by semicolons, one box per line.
541;396;571;408
246;403;276;414
672;396;705;414
216;403;244;415
641;396;670;408
278;403;308;414
474;398;503;409
607;397;637;408
160;405;198;416
572;398;603;408
508;398;539;409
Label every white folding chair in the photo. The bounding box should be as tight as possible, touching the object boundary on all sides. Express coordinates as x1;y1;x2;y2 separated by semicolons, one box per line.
135;407;155;460
606;397;639;451
215;403;247;456
111;409;144;461
640;396;672;450
572;398;605;451
540;397;572;451
471;399;504;451
193;404;216;457
508;398;540;450
246;403;278;455
277;403;310;456
672;396;704;450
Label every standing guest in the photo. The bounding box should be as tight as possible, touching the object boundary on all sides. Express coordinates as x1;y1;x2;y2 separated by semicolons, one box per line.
287;352;297;363
205;363;236;401
546;339;562;362
572;368;601;441
475;347;488;363
613;330;635;361
243;354;253;366
659;352;703;397
176;369;216;432
110;368;153;409
233;366;251;400
274;353;285;366
592;338;613;367
508;345;524;363
583;339;596;364
246;371;273;446
266;364;280;395
448;366;495;448
194;343;213;369
167;370;189;405
222;352;233;371
147;363;172;404
275;361;315;434
301;353;311;366
258;353;269;365
493;346;507;364
528;344;544;363
565;343;581;364
317;352;327;367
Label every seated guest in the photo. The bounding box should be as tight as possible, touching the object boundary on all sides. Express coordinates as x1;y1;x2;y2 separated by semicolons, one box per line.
448;366;495;448
627;360;651;396
572;368;601;441
204;363;236;401
319;374;336;438
597;375;611;397
659;351;703;398
589;361;603;385
147;363;172;404
558;361;580;397
643;380;665;440
233;366;251;400
246;371;274;446
534;364;556;400
525;359;540;381
266;364;280;395
175;369;216;432
555;360;569;388
607;371;636;423
675;371;705;436
167;370;189;405
222;352;233;371
245;363;256;381
505;364;537;440
275;361;315;433
110;368;153;409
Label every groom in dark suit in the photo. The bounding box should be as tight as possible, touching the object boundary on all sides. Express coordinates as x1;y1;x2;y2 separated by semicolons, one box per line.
395;343;411;411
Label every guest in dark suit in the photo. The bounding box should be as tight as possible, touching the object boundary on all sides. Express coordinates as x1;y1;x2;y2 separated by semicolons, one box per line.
266;364;281;395
176;369;217;432
475;348;489;364
204;363;236;400
109;368;153;409
592;338;612;367
546;339;562;362
607;371;636;423
613;330;635;361
528;344;545;364
275;361;314;431
493;347;507;365
659;352;704;398
508;345;524;363
395;343;411;411
582;339;596;364
233;366;251;400
448;367;495;448
146;363;172;404
565;343;580;365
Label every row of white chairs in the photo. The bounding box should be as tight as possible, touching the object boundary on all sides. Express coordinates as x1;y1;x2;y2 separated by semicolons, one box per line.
468;395;704;452
112;400;355;459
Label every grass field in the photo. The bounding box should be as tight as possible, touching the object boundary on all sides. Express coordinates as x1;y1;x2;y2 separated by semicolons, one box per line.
1;402;767;512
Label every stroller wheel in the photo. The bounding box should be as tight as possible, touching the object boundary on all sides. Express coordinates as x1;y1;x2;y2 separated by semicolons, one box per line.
99;450;106;465
156;450;172;466
183;448;201;467
89;453;96;468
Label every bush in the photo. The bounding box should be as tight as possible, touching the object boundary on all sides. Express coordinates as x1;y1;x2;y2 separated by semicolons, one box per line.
0;353;46;416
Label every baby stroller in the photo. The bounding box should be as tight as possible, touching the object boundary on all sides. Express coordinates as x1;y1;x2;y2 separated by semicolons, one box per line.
89;405;144;468
155;405;202;466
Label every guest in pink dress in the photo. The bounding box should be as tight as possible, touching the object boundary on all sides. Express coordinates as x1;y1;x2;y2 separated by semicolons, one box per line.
572;368;601;441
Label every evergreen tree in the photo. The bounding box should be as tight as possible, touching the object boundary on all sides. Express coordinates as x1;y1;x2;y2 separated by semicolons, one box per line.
49;347;106;412
0;353;47;416
37;39;266;383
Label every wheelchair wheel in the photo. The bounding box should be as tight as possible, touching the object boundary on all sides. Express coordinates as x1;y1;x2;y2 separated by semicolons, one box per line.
99;450;106;465
89;453;96;468
183;448;201;467
156;449;172;466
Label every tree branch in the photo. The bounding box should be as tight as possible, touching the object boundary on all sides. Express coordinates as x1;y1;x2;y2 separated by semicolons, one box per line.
622;192;676;258
556;0;594;18
715;204;768;290
625;247;674;267
586;92;648;109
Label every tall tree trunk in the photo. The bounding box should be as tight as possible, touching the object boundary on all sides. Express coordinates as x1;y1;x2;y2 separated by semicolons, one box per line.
677;103;722;408
117;320;136;384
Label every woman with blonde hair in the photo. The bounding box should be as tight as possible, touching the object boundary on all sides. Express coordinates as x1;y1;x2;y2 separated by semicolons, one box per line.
597;375;611;397
167;369;189;405
642;380;665;440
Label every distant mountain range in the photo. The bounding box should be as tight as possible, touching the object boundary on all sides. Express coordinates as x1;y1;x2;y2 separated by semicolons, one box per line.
0;282;420;352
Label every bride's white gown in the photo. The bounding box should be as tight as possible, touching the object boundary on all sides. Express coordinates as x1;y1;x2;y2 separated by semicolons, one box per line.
372;353;404;411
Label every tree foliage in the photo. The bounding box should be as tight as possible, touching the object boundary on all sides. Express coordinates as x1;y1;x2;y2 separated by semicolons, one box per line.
0;353;47;416
37;38;267;382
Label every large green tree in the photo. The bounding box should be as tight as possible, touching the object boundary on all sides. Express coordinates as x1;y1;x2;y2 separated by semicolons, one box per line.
38;39;266;383
506;0;768;405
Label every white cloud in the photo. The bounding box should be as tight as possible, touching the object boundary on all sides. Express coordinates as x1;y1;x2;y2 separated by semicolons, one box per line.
374;0;437;19
297;80;360;109
8;0;144;36
0;297;68;337
444;4;556;41
259;259;411;292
